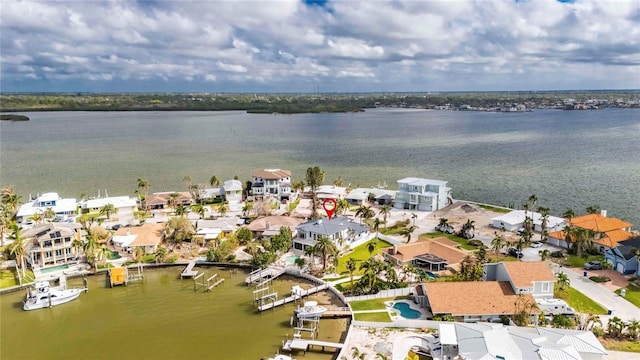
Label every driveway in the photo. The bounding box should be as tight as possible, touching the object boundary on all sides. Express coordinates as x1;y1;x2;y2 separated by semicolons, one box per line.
552;264;640;322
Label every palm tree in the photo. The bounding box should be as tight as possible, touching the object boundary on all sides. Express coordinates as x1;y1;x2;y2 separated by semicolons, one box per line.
193;204;206;219
137;178;149;210
43;207;57;222
241;203;253;217
586;205;601;214
183;175;193;195
400;225;416;243
333;176;344;187
606;316;626;339
372;218;383;236
528;194;538;212
562;208;575;221
218;203;227;218
174;204;187;217
313;235;337;272
411;213;418;226
367;241;377;258
355;205;374;223
2;185;20;215
346;257;357;290
574;227;592;256
168;192;179;211
209;175;220;188
336;198;349;216
99;203;117;220
154;246;167;264
556;272;570;290
29;211;44;224
9;224;27;280
538;206;550;241
461;219;475;239
305;166;325;218
600;260;612;277
491;231;505;258
539;249;551;261
626;319;640;341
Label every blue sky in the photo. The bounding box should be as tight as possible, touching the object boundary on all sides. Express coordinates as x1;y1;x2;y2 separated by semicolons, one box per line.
1;0;638;93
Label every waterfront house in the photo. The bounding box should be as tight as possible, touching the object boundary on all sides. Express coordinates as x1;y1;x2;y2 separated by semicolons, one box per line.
437;322;607;360
604;236;640;275
291;216;370;252
483;261;556;298
345;187;396;206
417;281;540;323
394;177;452;211
192;219;238;242
16;192;77;224
547;212;633;252
221;179;243;204
22;222;84;268
145;192;193;210
78;196;137;219
245;215;303;239
250;169;295;202
381;238;468;271
491;210;564;232
198;187;223;203
315;185;348;200
111;223;164;254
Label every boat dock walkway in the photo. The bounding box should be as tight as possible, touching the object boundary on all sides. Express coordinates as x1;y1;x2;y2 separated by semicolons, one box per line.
244;266;285;285
258;284;328;311
282;338;343;353
322;307;352;318
181;261;198;279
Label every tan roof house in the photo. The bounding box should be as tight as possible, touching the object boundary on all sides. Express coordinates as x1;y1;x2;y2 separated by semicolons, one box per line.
419;281;540;323
548;213;633;251
382;237;469;271
246;216;303;238
483;261;556;298
145;192;193;210
112;223;164;254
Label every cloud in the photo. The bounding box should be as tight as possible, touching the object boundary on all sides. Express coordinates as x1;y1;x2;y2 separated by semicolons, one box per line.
1;0;638;92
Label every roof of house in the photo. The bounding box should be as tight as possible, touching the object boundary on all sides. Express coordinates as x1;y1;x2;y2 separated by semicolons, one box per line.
548;228;635;248
500;261;556;288
383;238;468;264
223;179;243;192
194;219;237;232
614;236;640;259
570;213;632;232
146;192;193;206
423;281;539;316
397;177;448;187
23;223;81;247
491;210;564;228
345;188;396;201
17;194;77;218
296;216;368;236
246;216;304;232
80;196;137;209
251;169;291;179
113;223;164;247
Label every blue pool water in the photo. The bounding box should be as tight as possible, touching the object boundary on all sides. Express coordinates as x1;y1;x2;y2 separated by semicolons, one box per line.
419;270;436;279
393;302;421;319
285;255;300;264
40;264;69;274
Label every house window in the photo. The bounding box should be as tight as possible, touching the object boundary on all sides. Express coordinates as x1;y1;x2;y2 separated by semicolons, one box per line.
542;282;550;292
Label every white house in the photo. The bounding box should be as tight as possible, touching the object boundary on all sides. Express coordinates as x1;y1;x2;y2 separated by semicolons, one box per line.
345;188;396;206
17;192;77;224
394;177;451;211
292;216;370;252
251;169;295;202
315;185;348;200
78;196;137;219
483;261;556;298
491;210;565;232
111;223;164;254
221;180;243;204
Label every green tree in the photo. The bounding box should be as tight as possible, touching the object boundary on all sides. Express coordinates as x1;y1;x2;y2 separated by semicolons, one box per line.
556;272;570;290
174;204;187;217
460;255;483;281
193;204;206;219
372;218;383;236
538;206;550;241
539;249;551;261
461;219;475;239
168;192;179;210
562;208;575;221
155;246;167;264
400;225;416;243
333;176;344;187
209;175;220;188
491;231;506;258
137;178;149;210
313;235;337;272
606;316;626;339
379;205;391;227
99;203;117;220
586;205;601;214
9;224;27;280
305;166;325;218
183;175;193;196
626;319;640;341
367;241;377;258
218;203;227;217
164;217;194;244
43;207;57;222
346;258;357;290
235;227;252;245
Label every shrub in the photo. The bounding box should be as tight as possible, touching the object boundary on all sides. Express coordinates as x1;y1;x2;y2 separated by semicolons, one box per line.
551;251;565;258
468;239;484;247
592;326;604;337
589;276;610;283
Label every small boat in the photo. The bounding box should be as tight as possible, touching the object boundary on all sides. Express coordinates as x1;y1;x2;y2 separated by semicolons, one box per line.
23;281;84;311
294;300;327;319
267;355;293;360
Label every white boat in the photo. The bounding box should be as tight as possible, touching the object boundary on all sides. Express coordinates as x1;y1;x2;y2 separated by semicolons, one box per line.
535;298;575;315
294;300;327;319
267;355;293;360
23;281;84;311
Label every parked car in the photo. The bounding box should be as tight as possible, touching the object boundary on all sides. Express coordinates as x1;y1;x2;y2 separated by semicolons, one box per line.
508;247;524;258
530;242;543;248
435;224;455;234
110;224;122;231
584;261;602;270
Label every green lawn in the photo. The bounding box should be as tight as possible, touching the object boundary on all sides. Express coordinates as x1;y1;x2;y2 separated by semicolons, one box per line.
478;204;512;213
336;239;392;275
353;311;392;322
419;232;477;250
0;268;35;289
616;286;640;308
554;285;607;314
563;254;603;268
378;221;410;235
349;297;397;311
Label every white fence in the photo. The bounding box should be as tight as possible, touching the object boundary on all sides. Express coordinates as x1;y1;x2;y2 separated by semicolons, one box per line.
375;233;403;245
345;287;413;302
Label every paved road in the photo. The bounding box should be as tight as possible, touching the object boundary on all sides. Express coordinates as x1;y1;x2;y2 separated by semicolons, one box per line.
552;264;640;322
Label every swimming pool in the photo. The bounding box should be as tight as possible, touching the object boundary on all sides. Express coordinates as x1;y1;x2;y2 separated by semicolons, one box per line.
285;255;300;264
392;302;422;319
40;264;69;274
419;270;436;280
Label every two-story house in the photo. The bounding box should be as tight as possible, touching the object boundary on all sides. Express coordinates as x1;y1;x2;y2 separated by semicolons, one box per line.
292;216;370;253
604;236;640;275
17;192;77;224
394;177;452;211
78;196;137;219
547;212;633;252
22;222;84;269
251;169;294;202
483;261;556;298
221;180;243;204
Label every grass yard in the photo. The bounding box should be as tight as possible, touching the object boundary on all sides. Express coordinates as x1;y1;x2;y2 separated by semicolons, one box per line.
0;269;17;288
353;311;392;322
378;220;410;235
563;254;603;268
554;284;607;314
478;204;512;213
337;238;393;275
599;338;640;352
615;286;640;308
419;232;478;250
485;253;519;262
349;297;398;311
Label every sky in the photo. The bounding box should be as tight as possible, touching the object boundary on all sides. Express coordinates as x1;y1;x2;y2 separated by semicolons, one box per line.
1;0;639;93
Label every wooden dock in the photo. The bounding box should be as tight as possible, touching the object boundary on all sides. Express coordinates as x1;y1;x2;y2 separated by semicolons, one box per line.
322;307;352;318
181;261;198;279
258;284;328;311
245;266;285;285
282;339;343;353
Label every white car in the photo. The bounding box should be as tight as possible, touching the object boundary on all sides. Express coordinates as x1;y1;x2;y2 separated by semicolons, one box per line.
530;242;543;248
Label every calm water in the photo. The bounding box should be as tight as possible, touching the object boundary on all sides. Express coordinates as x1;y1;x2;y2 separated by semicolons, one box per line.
0;267;347;360
1;108;639;224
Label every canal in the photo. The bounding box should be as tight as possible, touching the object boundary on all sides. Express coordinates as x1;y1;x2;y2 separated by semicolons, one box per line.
1;267;348;360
